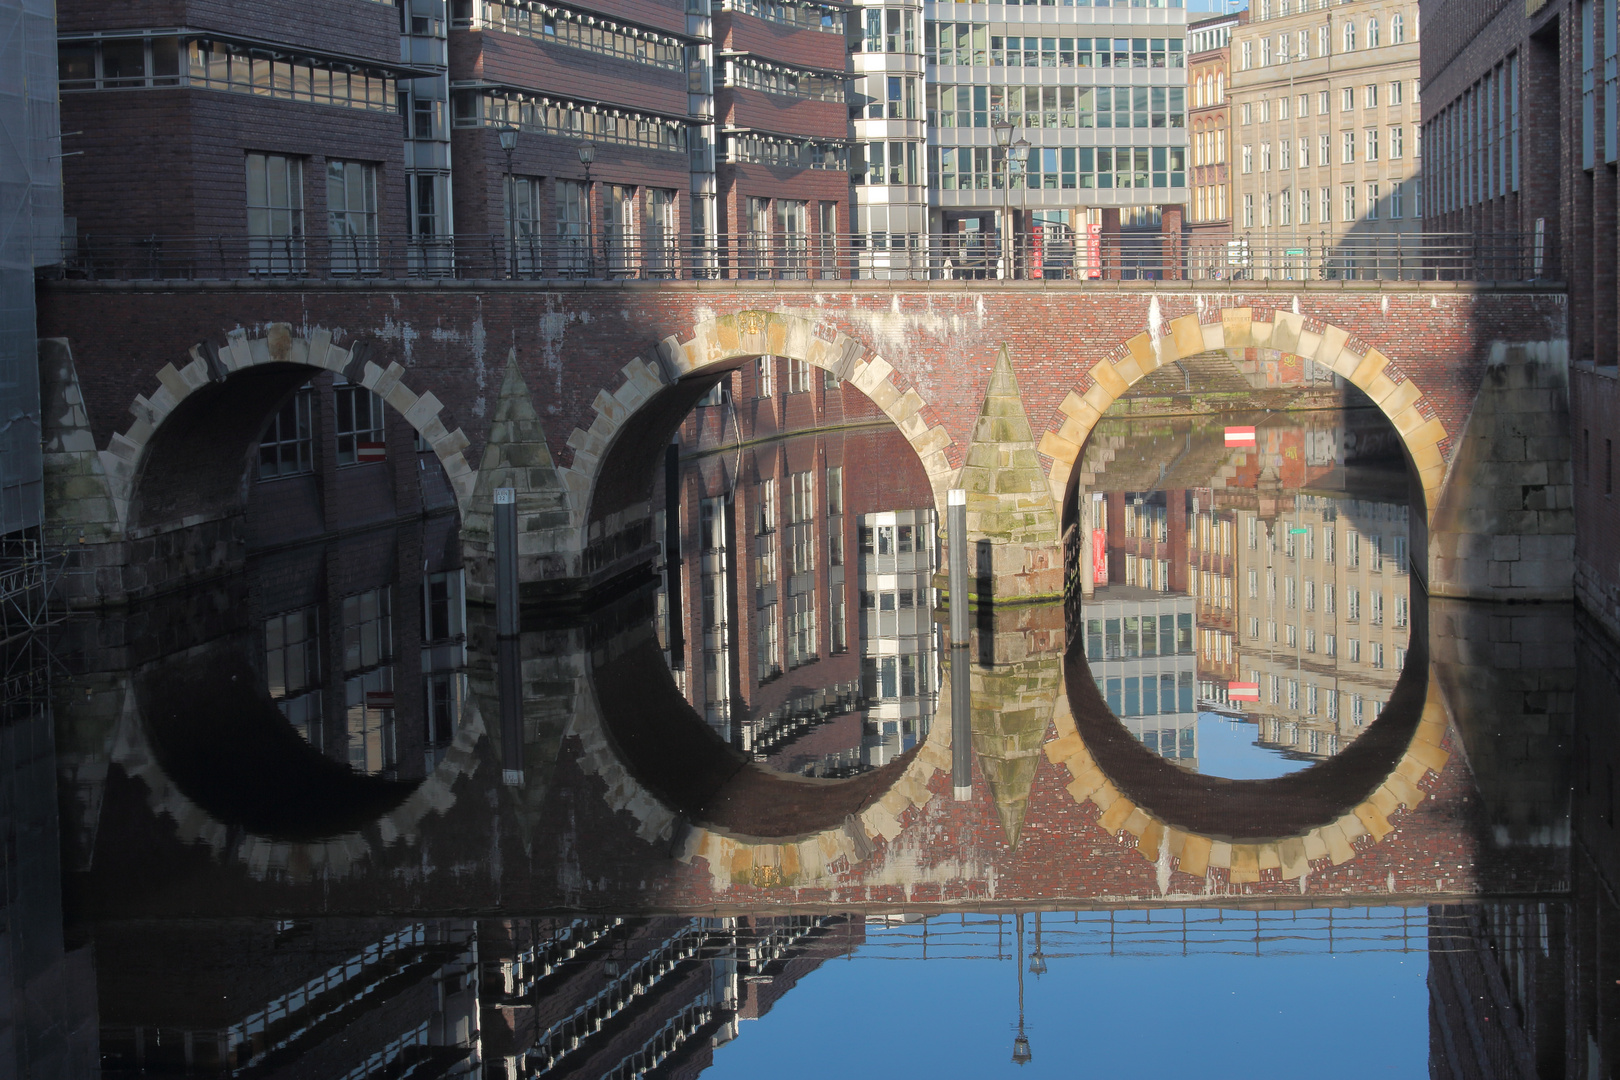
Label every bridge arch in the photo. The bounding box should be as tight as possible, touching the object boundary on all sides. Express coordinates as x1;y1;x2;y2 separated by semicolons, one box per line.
1033;307;1451;523
558;310;959;547
93;323;477;540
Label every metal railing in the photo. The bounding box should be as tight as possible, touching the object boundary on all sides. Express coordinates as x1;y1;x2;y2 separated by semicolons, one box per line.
54;231;1561;284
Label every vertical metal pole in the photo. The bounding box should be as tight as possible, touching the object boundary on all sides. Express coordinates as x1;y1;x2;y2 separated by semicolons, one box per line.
948;488;972;800
664;444;685;669
948;489;969;647
495;487;519;638
498;635;524;786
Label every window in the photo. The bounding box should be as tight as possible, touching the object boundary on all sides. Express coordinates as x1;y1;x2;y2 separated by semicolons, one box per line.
1348;637;1361;662
1241;102;1253;125
246;152;304;273
266;605;322;743
1242;144;1253;172
1318;25;1329;56
1365;83;1378;108
326;159;378;272
1342;21;1355;51
554;179;586;273
1243;193;1255;227
1320;133;1331;163
1367;18;1380;47
1391;13;1405;42
1390;79;1404;105
1261;142;1272;171
342;586;395;775
1241;40;1252;69
1341;87;1354;112
1390;126;1404;158
335;383;385;466
1341;183;1356;220
258;384;314;479
1324;581;1335;613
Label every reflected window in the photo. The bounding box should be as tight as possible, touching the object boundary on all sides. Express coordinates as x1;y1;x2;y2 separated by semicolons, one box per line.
335;383;385;466
266;605;322;744
258;385;315;479
341;586;395;776
422;570;464;642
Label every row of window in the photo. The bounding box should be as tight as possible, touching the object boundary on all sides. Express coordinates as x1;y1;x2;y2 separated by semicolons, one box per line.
464;0;686;70
1238;13;1409;70
726;57;845;102
926;29;1185;69
454;91;688;153
931;84;1186;131
1254;685;1386;729
1191;72;1225;108
1242;82;1412;124
244;153;382;274
1240;181;1417;226
59;37;397;113
1246;574;1411;620
852;74;921;120
1246;620;1405;668
1427;52;1520;213
1083;613;1196;659
854;8;920;54
1101;672;1198;718
934;0;1186;9
719;0;844;34
931;145;1186;191
1191;185;1228;223
853;141;923;186
726;134;847;170
1240;128;1410;172
258;380;389;479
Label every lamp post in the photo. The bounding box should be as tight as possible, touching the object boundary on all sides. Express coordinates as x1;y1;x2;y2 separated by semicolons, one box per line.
577;142;596;277
1029;910;1047;977
992;116;1014;278
1010;137;1030;278
498;126;519;279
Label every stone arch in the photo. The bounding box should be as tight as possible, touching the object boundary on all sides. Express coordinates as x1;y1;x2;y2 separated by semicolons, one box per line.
556;310;959;545
1032;307;1451;523
1042;662;1451;885
99;323;476;538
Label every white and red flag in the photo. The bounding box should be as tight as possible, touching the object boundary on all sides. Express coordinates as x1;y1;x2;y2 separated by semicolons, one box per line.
1227;681;1260;701
1224;426;1257;446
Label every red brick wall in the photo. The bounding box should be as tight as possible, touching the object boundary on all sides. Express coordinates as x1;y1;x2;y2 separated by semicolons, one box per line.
714;10;849;70
58;0;402;61
454;28;689;116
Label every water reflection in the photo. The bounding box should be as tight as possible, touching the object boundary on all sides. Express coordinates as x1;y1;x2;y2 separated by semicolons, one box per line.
1074;410;1412;777
14;380;1618;1078
654;367;940;779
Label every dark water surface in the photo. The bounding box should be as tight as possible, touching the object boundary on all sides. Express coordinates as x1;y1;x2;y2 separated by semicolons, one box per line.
3;394;1616;1080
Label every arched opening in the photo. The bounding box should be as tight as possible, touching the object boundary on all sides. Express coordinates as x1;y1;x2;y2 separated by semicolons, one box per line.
1045;315;1440;844
574;313;951;836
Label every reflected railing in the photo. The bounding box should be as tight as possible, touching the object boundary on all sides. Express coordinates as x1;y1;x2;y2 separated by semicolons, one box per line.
55;231;1559;283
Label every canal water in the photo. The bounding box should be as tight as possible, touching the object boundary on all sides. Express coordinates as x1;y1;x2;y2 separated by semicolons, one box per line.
2;380;1613;1079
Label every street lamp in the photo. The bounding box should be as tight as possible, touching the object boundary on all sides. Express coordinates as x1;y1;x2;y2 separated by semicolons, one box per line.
993;116;1014;278
1029;910;1048;976
577;142;596;277
498;126;519;278
1012;912;1033;1065
1010;138;1031;278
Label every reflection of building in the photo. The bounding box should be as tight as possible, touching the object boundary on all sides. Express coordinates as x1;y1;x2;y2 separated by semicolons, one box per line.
858;508;938;767
480;914;862;1078
1230;494;1410;760
1227;0;1422;249
658;360;938;775
1081;587;1199;767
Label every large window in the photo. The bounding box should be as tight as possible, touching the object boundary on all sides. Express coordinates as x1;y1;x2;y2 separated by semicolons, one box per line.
506;175;542;272
335;383;385;466
605;184;637;276
246;152;304;273
327;160;378;272
555;179;586;275
342;587;395;776
266;605;322;745
646;187;677;275
258;384;314;479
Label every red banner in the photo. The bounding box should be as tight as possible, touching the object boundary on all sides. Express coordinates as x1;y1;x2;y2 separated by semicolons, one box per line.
1083;223;1102;280
1091;528;1108;584
1030;225;1044;278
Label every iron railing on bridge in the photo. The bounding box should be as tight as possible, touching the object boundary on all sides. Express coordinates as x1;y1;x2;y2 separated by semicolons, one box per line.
54;231;1559;285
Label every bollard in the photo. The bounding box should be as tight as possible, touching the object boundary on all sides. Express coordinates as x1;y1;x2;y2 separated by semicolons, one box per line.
494;487;519;638
951;644;972;801
948;488;969;647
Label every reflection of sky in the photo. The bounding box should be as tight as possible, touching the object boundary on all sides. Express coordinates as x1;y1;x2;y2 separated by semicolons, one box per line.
705;926;1426;1079
1193;711;1313;779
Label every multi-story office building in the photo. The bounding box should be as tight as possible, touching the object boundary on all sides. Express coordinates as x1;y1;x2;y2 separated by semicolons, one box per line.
1228;0;1422;253
923;0;1190;267
856;506;938;767
1186;10;1241;238
1080;585;1200;767
849;0;930;268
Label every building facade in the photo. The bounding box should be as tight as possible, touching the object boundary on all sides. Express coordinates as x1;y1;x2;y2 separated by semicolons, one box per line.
924;0;1190;272
1228;0;1423;262
1186;10;1241;239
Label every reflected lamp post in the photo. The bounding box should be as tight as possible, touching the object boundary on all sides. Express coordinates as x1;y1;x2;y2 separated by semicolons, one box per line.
1012;912;1033;1065
1029;910;1047;976
578;142;596;277
498;126;519;279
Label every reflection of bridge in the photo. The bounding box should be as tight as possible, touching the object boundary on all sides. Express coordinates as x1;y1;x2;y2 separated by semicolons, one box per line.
40;280;1569;612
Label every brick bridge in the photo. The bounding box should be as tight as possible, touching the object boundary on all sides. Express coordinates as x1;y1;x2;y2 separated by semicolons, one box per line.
37;279;1570;607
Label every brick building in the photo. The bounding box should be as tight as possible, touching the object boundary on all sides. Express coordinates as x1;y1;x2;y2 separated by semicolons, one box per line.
54;0;856;275
1187;10;1242;239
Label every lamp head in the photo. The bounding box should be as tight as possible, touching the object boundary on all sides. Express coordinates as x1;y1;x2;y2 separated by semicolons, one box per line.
1029;952;1047;977
498;127;519;153
578;143;596;166
1012;1035;1032;1065
1010;138;1031;163
992;115;1014;147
